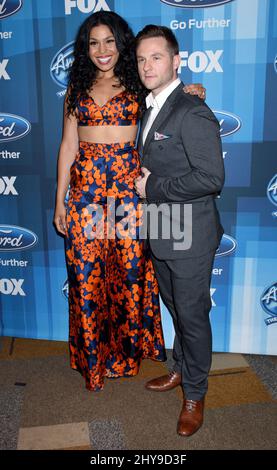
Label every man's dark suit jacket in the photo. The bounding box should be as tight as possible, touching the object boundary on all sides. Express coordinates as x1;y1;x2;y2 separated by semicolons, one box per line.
137;82;225;260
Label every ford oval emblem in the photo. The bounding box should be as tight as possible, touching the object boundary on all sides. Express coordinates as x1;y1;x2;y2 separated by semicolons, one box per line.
215;234;237;257
160;0;234;8
0;113;31;143
214;110;242;137
0;225;38;251
0;0;22;19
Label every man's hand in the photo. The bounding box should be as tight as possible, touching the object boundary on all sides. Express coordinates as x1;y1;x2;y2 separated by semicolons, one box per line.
135;167;151;199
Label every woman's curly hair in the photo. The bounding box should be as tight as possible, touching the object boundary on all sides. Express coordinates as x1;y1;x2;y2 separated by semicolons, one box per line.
66;11;147;117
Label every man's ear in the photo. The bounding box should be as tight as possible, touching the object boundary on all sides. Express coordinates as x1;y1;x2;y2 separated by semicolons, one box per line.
173;54;181;72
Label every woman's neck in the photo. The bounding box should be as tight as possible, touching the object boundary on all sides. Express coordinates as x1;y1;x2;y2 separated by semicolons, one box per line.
96;70;116;80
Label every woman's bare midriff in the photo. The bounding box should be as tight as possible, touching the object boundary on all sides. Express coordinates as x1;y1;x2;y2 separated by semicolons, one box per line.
78;125;138;144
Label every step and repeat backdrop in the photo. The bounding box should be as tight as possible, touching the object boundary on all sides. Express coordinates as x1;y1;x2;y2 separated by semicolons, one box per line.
1;0;276;354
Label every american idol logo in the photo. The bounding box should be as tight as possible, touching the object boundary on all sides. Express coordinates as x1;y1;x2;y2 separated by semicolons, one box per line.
214;111;242;137
160;0;234;8
50;42;74;88
267;175;277;207
0;0;22;19
215;234;236;257
64;188;70;207
62;279;69;299
0;225;38;251
267;175;277;218
260;282;277;326
0;113;31;143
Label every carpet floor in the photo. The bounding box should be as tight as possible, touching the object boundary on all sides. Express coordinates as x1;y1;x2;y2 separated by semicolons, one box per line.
0;337;276;450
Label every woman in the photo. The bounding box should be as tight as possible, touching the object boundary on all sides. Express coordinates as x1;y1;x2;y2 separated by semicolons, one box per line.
53;11;205;391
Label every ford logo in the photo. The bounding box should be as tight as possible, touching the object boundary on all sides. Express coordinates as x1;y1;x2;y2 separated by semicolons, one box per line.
160;0;234;8
0;113;31;143
267;174;277;207
0;0;22;19
0;225;38;251
215;234;236;257
50;42;74;88
260;282;277;325
213;111;242;137
274;55;277;74
62;279;69;299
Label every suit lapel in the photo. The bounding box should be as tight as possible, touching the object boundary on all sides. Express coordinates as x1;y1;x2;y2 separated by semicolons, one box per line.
138;107;151;155
143;100;173;154
143;83;184;154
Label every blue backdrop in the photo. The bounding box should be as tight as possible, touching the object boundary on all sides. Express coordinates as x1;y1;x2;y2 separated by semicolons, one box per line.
1;0;276;354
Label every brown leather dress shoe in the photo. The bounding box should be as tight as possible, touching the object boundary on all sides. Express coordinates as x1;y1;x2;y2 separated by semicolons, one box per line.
145;371;181;391
177;399;204;436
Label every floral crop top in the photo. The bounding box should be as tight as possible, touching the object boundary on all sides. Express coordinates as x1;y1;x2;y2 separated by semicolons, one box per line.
77;90;139;126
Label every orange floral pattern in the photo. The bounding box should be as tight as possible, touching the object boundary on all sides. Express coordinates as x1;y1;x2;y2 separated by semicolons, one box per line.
65;102;166;390
77;90;139;126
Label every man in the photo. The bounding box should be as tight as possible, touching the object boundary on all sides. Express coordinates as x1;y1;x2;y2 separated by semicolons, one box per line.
135;25;224;437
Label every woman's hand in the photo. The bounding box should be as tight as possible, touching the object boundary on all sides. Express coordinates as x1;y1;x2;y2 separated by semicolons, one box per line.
183;83;206;100
53;202;67;236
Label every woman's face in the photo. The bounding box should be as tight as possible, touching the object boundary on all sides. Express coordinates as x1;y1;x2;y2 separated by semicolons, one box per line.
88;24;119;73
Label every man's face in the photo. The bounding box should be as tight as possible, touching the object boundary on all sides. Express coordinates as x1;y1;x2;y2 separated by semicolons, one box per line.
136;36;180;96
